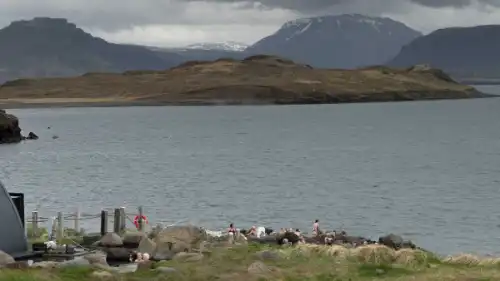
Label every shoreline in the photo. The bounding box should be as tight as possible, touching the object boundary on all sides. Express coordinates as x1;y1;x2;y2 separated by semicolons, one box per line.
0;93;497;109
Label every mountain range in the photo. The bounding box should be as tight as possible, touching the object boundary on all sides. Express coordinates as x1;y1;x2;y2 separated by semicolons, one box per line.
245;14;421;69
0;15;499;83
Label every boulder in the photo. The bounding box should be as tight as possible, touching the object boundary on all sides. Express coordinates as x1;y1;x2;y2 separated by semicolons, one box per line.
248;236;279;245
138;237;156;255
136;261;155;271
0;250;15;268
122;232;146;248
277;232;300;245
154;225;207;254
83;251;109;267
173;252;204;262
31;261;59;269
247;261;271;275
26;132;38;140
378;234;404;250
155;266;179;275
152;246;176;261
99;232;124;247
0;110;22;144
255;250;281;261
102;247;132;262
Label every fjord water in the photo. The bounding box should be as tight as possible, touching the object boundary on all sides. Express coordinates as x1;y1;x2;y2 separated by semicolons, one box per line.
2;87;500;256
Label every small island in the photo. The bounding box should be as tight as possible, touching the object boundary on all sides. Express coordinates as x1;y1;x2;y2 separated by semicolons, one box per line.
0;55;490;108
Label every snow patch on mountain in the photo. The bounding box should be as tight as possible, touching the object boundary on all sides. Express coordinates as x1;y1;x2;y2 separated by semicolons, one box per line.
184;41;248;52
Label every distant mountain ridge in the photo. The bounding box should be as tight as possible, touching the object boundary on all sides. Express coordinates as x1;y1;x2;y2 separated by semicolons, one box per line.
184;41;248;51
245;14;422;69
3;15;500;84
387;25;500;79
0;17;181;83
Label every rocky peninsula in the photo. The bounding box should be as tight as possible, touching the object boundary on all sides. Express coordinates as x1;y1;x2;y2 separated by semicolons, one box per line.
0;55;490;108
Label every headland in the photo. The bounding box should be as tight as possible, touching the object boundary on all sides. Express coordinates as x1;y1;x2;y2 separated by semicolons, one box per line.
0;56;491;109
1;224;500;281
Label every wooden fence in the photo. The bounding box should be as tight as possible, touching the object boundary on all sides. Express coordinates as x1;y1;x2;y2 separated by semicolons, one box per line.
26;206;148;242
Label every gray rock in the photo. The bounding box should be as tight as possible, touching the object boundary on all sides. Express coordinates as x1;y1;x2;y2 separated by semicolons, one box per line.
122;232;146;247
0;250;15;268
111;264;138;274
99;233;124;247
154;225;207;253
255;250;281;261
247;261;271;275
156;266;179;274
57;258;91;268
31;261;59;269
103;247;132;261
138;237;156;255
173;252;204;262
84;251;108;266
152;245;176;261
378;234;404;249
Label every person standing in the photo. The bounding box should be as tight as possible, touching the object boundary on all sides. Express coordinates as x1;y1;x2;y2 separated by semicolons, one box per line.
312;219;320;236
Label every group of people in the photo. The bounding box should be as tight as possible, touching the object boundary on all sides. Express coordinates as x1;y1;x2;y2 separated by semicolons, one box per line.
227;219;322;240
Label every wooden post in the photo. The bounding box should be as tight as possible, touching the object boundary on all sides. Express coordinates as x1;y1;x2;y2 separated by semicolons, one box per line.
113;208;121;233
57;212;63;243
119;207;126;233
31;211;39;238
100;210;108;236
138;206;144;232
74;208;80;235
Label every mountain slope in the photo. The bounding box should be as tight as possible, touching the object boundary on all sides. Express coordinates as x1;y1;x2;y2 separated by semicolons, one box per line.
387;25;500;79
0;17;181;83
245;14;422;69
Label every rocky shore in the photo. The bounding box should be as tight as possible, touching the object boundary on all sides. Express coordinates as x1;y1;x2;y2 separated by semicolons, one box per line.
1;225;499;281
0;109;22;143
0;109;38;144
0;56;492;108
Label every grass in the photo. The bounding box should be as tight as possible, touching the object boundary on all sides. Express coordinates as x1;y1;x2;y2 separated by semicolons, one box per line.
2;243;500;281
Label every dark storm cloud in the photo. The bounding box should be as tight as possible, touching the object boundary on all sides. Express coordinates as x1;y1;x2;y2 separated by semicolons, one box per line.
1;0;500;32
190;0;500;11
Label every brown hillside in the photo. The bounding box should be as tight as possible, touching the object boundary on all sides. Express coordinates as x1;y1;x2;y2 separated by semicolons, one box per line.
0;55;485;106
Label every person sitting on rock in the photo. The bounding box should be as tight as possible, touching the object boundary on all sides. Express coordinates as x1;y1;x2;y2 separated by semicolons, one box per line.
227;223;237;236
247;226;257;236
295;229;306;243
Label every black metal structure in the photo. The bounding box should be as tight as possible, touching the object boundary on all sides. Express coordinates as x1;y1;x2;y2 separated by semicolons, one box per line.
0;181;29;257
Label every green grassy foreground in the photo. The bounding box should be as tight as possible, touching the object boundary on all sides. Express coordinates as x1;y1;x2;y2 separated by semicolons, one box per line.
1;243;500;281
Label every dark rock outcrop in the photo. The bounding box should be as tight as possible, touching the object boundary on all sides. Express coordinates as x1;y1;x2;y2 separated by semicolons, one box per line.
0;109;22;144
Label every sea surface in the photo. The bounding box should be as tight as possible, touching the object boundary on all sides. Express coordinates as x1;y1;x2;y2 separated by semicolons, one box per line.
1;85;500;256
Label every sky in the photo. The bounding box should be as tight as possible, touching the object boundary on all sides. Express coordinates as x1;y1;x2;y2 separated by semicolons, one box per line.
0;0;500;47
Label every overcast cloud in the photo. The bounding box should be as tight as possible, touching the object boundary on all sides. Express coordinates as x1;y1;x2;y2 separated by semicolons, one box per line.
0;0;499;47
